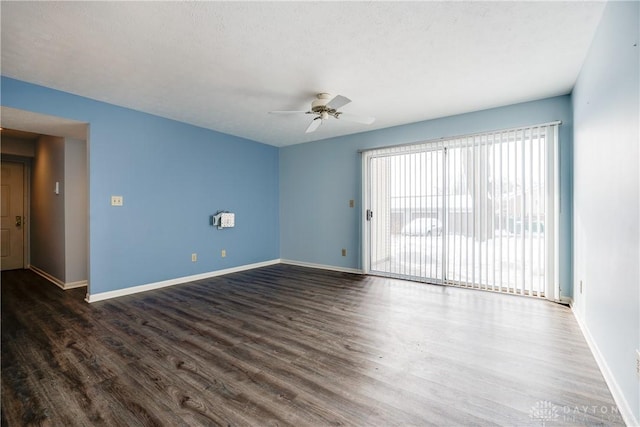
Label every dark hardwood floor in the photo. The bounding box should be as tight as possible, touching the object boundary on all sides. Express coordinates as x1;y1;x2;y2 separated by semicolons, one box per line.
1;265;623;426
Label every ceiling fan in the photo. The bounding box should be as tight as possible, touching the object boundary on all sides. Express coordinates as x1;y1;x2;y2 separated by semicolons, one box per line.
269;93;375;133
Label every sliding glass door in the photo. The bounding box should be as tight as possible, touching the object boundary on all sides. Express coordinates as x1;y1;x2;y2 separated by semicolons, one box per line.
368;144;445;283
363;123;559;299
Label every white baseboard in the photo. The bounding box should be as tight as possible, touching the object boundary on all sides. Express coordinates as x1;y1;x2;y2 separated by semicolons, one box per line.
85;259;281;303
570;305;638;427
280;259;363;275
64;279;89;289
30;266;87;290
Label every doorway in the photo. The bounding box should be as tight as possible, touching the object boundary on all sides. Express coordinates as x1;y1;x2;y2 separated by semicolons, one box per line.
363;122;560;300
1;107;89;291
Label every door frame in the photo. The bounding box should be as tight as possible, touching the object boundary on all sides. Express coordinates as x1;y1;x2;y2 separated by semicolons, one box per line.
361;154;371;275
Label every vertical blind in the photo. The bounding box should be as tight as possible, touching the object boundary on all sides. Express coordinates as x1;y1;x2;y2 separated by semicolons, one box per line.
363;122;560;299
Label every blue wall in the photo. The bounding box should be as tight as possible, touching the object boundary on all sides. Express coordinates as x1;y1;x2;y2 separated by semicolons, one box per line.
1;77;280;295
1;77;574;299
572;0;639;423
280;96;574;297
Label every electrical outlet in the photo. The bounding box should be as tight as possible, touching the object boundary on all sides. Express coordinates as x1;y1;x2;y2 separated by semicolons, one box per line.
191;253;197;262
349;199;355;208
221;249;226;258
341;248;347;256
579;280;583;293
636;350;640;377
111;195;123;206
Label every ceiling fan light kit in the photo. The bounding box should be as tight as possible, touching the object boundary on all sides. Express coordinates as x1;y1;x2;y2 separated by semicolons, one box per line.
269;93;375;134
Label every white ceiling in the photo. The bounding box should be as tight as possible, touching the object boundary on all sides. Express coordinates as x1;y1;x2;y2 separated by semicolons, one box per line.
1;1;606;147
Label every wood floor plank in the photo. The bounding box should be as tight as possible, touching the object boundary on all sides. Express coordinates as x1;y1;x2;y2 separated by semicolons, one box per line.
1;266;624;426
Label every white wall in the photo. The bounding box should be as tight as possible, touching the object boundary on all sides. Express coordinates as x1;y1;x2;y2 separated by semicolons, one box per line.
31;135;66;281
64;138;87;284
572;1;639;424
31;135;88;286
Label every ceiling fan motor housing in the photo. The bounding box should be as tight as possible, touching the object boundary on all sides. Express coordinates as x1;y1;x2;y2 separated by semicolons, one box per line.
311;93;337;116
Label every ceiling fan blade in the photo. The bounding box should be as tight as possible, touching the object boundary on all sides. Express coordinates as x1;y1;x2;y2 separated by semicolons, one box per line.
305;117;323;133
326;95;351;110
269;110;308;115
336;112;375;125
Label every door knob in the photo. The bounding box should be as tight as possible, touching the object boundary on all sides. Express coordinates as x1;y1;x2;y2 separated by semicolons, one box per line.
15;216;22;227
